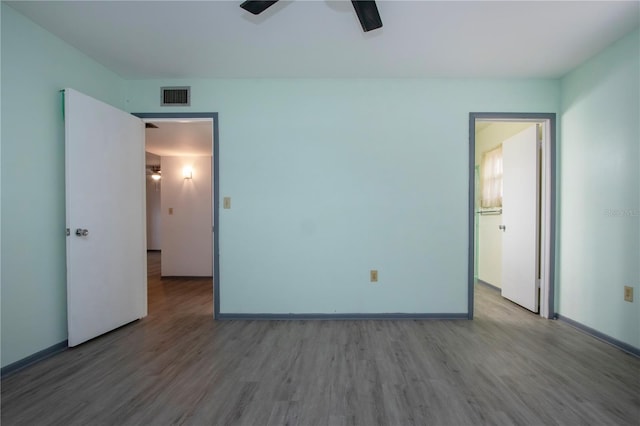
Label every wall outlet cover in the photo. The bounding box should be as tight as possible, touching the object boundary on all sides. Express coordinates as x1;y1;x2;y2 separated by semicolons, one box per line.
624;286;633;302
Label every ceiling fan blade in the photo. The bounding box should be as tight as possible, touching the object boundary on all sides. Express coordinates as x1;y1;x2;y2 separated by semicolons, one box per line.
351;1;383;32
240;0;279;15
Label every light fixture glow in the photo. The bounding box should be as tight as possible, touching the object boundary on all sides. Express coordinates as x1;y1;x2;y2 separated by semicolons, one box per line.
151;173;161;181
183;166;193;179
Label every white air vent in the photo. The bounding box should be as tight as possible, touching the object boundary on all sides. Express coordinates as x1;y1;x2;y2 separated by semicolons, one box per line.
161;86;190;106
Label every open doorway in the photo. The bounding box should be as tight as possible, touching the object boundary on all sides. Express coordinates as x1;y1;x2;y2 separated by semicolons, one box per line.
135;112;220;319
468;113;556;319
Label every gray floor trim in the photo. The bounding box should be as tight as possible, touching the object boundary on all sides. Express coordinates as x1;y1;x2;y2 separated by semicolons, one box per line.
161;276;213;279
218;313;468;320
556;314;640;358
476;279;501;292
1;340;68;378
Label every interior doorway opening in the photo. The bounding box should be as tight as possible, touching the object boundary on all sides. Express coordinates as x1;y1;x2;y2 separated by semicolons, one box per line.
468;113;556;320
135;112;220;319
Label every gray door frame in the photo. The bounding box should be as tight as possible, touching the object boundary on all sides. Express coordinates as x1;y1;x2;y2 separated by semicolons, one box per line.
468;112;556;319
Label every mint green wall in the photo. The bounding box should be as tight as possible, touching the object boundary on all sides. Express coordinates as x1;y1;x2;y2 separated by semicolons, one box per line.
1;4;125;367
559;28;640;348
125;79;559;314
7;0;635;369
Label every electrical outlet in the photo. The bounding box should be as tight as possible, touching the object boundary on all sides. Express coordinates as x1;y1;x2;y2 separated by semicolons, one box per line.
624;286;634;302
370;270;378;282
223;197;231;209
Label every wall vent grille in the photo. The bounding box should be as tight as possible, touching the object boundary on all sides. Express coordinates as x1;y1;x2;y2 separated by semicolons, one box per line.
161;86;190;106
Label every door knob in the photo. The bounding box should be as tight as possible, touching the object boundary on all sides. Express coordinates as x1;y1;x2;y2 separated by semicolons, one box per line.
75;228;89;237
498;225;506;231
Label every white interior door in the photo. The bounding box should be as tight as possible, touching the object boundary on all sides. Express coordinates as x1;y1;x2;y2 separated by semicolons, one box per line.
65;88;147;347
501;125;540;312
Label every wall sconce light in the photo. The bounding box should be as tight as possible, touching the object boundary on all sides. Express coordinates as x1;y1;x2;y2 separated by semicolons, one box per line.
183;166;193;180
151;173;161;181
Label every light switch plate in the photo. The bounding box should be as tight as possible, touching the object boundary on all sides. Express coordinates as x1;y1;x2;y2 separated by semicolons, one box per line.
223;197;231;209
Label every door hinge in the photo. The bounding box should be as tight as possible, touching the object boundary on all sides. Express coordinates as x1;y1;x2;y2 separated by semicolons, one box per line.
66;228;70;236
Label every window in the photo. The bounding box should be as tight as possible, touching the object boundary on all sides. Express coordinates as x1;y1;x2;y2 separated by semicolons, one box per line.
481;146;503;208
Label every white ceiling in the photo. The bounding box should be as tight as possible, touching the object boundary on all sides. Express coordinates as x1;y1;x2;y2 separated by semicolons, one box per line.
145;121;213;157
8;1;639;79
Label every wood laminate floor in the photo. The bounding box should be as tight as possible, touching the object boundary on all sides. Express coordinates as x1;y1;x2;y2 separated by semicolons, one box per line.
2;252;639;425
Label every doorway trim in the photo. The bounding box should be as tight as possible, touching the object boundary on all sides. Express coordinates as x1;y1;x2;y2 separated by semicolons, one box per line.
134;112;221;319
468;112;556;319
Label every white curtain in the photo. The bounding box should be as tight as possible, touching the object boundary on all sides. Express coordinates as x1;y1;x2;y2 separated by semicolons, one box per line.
481;146;503;208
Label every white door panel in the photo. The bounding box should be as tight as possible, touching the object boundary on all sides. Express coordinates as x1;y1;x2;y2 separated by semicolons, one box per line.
501;125;540;312
65;88;147;346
